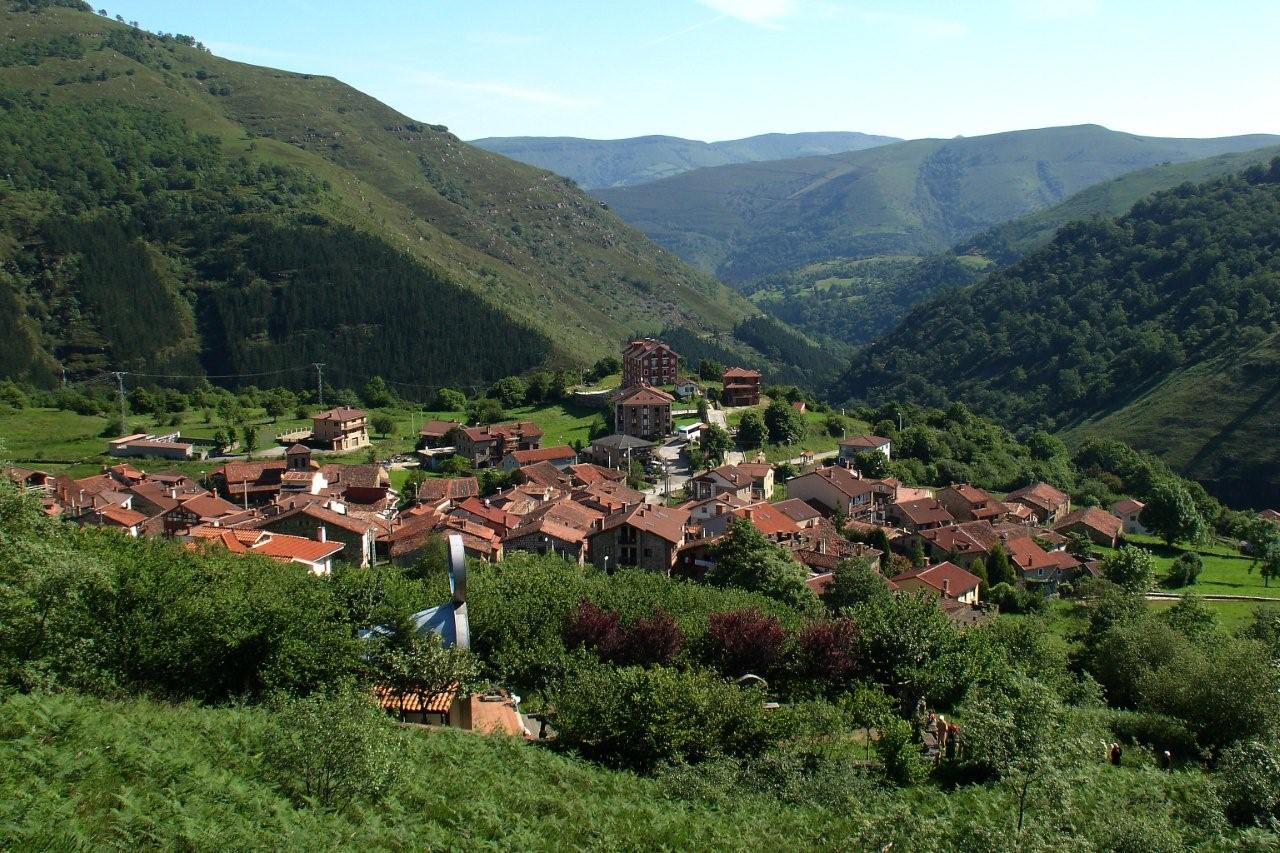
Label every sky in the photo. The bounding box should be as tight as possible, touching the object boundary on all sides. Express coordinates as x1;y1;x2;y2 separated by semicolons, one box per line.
101;0;1279;142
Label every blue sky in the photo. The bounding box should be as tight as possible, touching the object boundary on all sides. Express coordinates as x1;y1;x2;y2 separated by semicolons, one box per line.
102;0;1278;142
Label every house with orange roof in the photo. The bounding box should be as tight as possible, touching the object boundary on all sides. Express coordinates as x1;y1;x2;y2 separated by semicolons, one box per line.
502;445;578;472
837;434;892;464
787;465;897;521
161;493;244;534
187;524;344;575
888;497;955;533
891;561;982;604
455;421;544;467
622;338;680;388
1111;498;1147;535
937;483;1005;523
312;407;370;452
721;367;761;407
88;504;148;537
1005;482;1071;525
1053;506;1124;547
588;503;690;574
247;501;380;567
689;464;757;502
451;497;521;537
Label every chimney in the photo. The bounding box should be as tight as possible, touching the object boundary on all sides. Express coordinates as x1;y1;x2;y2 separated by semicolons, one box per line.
942;578;951;597
169;487;178;499
817;538;827;555
316;526;326;543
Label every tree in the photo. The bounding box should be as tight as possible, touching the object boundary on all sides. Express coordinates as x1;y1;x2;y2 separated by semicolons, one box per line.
434;388;467;412
701;424;732;466
706;518;815;611
736;410;766;450
466;397;506;425
263;388;294;422
1139;480;1206;547
852;591;961;708
793;618;860;687
263;687;402;810
763;400;804;445
1218;740;1280;826
705;608;788;676
1064;531;1093;561
371;413;395;438
969;557;989;593
361;375;396;408
1100;546;1157;594
241;424;258;457
365;623;480;721
823;413;846;438
1159;592;1218;641
616;609;683;667
696;397;709;421
826;556;892;611
698;359;723;381
590;355;620;381
987;543;1017;586
1261;538;1280;588
1167;551;1203;587
488;376;527;408
909;537;927;569
959;676;1076;842
850;450;888;479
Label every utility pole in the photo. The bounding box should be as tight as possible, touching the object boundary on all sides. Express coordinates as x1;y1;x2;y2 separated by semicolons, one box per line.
60;366;66;388
113;372;126;427
313;363;325;407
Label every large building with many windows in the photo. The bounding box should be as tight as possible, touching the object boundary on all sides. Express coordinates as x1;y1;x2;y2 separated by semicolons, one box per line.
621;338;680;388
614;384;674;441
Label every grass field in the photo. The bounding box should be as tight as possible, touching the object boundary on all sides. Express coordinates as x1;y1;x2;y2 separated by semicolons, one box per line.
1105;533;1280;600
0;400;605;481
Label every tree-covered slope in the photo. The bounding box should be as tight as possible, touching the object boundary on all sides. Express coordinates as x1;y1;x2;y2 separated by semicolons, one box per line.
0;3;757;390
595;125;1280;282
470;131;899;189
836;161;1280;506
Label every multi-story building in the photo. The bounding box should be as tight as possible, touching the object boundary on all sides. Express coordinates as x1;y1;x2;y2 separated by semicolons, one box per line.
721;367;762;407
588;504;690;575
454;421;544;467
622;338;680;389
614;384;674;441
312;407;370;452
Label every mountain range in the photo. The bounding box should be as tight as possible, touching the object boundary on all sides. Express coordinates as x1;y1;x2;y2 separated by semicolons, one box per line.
835;159;1280;506
469;131;900;190
594;125;1280;283
0;3;821;392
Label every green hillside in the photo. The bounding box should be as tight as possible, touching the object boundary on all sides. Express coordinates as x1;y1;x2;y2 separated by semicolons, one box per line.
962;144;1280;264
470;131;899;189
836;160;1280;507
595;125;1280;282
0;3;760;391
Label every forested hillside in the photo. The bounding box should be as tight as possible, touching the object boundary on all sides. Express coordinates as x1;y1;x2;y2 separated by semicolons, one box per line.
595;125;1280;283
0;3;762;391
836;161;1280;506
470;131;899;189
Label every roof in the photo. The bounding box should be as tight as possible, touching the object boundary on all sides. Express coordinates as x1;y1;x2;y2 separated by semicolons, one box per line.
1112;499;1145;516
722;367;762;379
454;497;520;531
518;460;573;489
506;514;591;545
624;338;678;358
1006;482;1069;513
597;504;690;544
944;483;995;506
419;420;461;438
1003;536;1057;573
590;434;655;450
321;463;389;491
891;561;981;597
97;505;147;527
920;521;1000;555
508;445;576;465
695;464;755;490
805;571;835;594
417;477;479;503
567;463;625;486
1044;550;1082;571
839;435;891;449
265;502;377;535
773;498;824;524
460;421;543;443
795;466;894;501
615;384;675;406
894;498;955;527
1054;506;1123;540
251;534;345;564
178;494;241;519
373;684;457;715
285;443;311;454
313;406;366;422
734;503;801;538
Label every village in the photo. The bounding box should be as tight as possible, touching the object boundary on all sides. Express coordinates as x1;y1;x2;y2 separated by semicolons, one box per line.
11;336;1259;628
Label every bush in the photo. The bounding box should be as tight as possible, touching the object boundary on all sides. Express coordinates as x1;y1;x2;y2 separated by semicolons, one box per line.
874;715;927;786
263;686;402;810
1104;710;1200;759
1217;740;1280;826
705;609;788;677
791;618;859;689
551;663;775;774
1167;552;1203;587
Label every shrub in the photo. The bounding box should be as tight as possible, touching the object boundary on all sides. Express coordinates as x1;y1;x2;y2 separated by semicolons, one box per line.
874;715;927;786
1167;552;1203;587
263;686;402;810
1217;740;1280;826
1104;710;1200;759
705;609;788;677
617;609;683;667
551;663;775;773
792;618;859;688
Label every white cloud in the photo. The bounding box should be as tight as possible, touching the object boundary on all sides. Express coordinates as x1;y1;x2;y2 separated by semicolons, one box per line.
696;0;797;27
408;71;597;109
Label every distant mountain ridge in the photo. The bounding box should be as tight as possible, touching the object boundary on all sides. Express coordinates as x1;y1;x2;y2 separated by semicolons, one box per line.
594;125;1280;282
469;131;900;189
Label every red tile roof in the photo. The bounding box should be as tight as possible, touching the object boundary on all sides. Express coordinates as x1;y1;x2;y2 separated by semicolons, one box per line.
598;503;689;544
509;445;576;465
417;477;480;503
894;498;955;527
251;534;344;564
1112;499;1145;516
1003;536;1057;573
839;435;891;449
313;406;366;422
774;498;823;523
567;463;625;486
1053;506;1123;540
615;384;675;406
891;561;981;598
1006;482;1069;514
733;503;800;538
945;483;995;506
419;420;461;438
97;505;147;527
722;367;762;379
179;494;242;519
